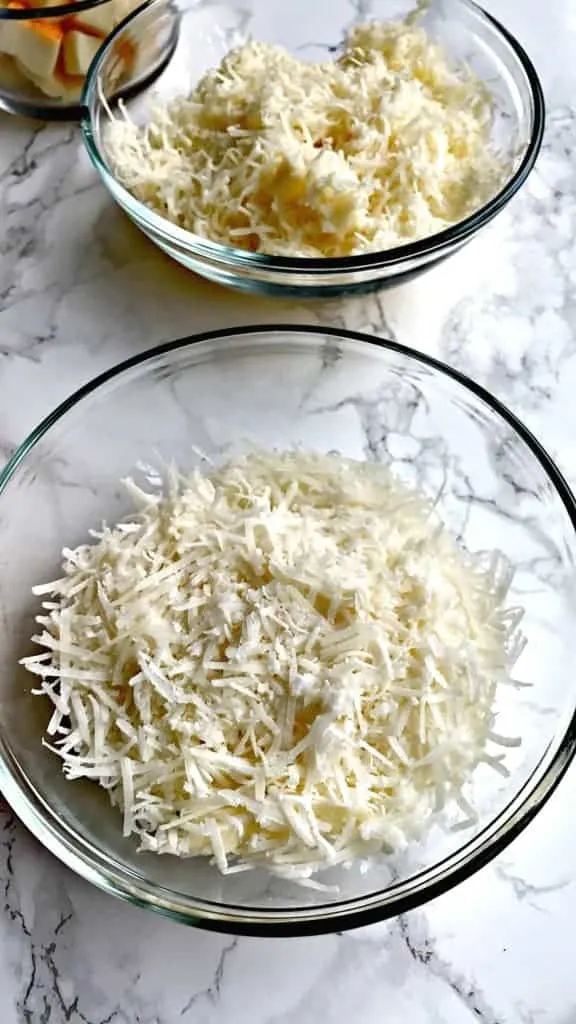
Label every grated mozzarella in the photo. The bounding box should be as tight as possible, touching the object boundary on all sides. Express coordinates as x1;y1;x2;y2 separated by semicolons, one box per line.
104;16;506;259
23;450;523;881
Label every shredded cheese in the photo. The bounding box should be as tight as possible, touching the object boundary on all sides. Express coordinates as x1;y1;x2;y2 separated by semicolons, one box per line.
23;450;523;881
104;17;506;258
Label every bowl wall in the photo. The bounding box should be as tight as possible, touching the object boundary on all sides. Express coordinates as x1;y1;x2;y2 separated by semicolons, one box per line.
0;327;575;934
81;0;545;295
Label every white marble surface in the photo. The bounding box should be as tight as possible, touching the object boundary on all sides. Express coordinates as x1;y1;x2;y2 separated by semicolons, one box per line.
1;0;576;1020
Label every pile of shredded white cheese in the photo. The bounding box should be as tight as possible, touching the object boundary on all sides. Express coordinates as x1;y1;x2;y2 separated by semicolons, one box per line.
104;17;505;258
24;450;523;882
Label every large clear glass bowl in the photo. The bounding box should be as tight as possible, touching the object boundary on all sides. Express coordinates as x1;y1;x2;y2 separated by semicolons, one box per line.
1;326;575;936
80;0;545;296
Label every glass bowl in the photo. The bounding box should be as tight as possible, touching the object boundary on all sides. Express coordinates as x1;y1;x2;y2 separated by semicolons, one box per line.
0;0;178;119
0;325;575;936
80;0;545;297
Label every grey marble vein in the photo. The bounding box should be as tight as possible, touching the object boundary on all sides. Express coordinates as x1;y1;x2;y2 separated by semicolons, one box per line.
398;913;501;1024
179;938;239;1018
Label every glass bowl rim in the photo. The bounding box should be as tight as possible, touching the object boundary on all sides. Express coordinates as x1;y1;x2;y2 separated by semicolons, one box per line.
1;324;575;936
79;0;546;275
0;0;114;21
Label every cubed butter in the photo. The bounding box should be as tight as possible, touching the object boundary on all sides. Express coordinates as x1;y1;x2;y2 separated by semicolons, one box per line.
3;16;62;80
71;4;113;38
0;0;141;100
62;28;100;75
0;2;28;59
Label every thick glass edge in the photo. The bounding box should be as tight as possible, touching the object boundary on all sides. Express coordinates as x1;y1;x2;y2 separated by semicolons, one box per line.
79;0;546;274
0;0;115;21
1;323;575;936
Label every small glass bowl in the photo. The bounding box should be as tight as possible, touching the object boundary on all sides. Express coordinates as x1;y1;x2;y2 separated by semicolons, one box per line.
0;325;575;936
0;0;178;119
81;0;545;296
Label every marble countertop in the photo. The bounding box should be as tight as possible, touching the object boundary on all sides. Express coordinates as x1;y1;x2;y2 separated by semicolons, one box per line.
1;0;575;1020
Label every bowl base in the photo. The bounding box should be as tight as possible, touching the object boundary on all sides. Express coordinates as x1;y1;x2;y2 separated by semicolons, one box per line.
143;240;459;298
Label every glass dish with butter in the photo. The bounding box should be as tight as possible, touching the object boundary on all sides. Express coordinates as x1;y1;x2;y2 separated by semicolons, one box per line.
0;0;179;119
